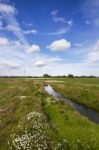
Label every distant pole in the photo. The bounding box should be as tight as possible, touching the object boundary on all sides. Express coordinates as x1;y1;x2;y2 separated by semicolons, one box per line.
24;67;25;77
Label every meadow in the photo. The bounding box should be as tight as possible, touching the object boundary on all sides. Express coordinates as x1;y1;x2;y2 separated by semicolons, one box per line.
0;77;99;150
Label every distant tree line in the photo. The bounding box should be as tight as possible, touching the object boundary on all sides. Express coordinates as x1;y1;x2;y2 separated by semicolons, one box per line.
42;74;97;78
0;74;97;78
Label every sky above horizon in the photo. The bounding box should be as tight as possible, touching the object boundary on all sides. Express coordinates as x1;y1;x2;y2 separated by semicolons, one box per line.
0;0;99;76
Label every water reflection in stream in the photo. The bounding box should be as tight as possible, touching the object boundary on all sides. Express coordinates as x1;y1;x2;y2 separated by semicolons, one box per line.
44;85;99;124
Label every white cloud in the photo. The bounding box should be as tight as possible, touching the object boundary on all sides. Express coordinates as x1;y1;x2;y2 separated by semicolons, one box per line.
0;3;40;55
47;57;62;62
82;0;99;26
47;39;71;51
94;40;99;51
50;10;73;34
24;29;37;34
45;27;70;35
0;3;29;48
6;24;20;32
86;40;99;63
67;19;73;26
51;10;73;27
74;43;82;47
51;9;66;23
45;63;99;76
0;39;99;76
51;10;58;15
53;16;66;23
0;20;3;28
0;3;16;14
85;20;91;25
0;16;3;19
0;61;22;76
0;15;3;29
26;44;40;53
23;22;34;27
0;2;99;76
0;37;9;45
34;60;46;67
0;37;26;49
33;56;62;67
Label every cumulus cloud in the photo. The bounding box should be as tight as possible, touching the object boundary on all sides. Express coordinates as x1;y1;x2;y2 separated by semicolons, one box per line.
26;44;40;53
47;39;71;51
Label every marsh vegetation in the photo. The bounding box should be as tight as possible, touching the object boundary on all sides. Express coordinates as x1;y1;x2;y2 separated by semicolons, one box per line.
0;78;99;150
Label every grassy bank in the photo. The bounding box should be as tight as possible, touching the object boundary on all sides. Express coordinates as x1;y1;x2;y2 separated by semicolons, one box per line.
42;98;99;149
47;78;99;112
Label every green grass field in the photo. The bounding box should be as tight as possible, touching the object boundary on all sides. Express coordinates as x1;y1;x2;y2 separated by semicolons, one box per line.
0;78;99;150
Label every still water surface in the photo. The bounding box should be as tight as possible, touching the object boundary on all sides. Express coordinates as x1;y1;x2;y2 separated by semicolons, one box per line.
44;85;99;124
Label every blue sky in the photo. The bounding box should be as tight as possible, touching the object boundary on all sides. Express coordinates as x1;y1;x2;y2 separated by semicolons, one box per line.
0;0;99;76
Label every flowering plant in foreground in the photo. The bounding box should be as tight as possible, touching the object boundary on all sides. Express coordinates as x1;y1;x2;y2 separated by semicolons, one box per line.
8;111;50;150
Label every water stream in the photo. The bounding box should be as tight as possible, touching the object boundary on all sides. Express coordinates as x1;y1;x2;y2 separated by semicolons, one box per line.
44;84;99;124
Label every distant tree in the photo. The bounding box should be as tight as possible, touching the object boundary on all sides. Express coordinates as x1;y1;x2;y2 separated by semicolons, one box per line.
43;74;51;78
89;75;96;78
80;76;86;78
68;74;74;78
62;75;66;78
